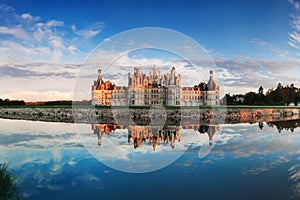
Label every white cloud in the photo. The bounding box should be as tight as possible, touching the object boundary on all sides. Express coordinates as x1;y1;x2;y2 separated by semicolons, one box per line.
0;25;29;39
67;45;78;53
288;41;300;49
214;57;300;95
21;13;31;20
291;15;300;31
67;45;78;54
0;62;79;101
289;32;300;43
288;1;300;51
49;36;64;63
71;24;76;31
288;32;300;49
289;0;300;10
74;22;104;39
49;36;64;48
0;4;101;64
46;20;64;27
250;38;290;58
21;13;39;21
0;40;52;63
77;29;100;39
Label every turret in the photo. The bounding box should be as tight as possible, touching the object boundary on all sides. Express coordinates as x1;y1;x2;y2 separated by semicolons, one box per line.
207;70;216;90
171;67;176;85
98;69;102;81
153;65;157;77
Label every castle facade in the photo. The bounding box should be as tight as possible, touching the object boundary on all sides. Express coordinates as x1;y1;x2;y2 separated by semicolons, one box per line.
92;65;220;107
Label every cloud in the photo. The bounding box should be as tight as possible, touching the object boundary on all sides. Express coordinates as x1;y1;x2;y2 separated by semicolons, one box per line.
289;32;300;49
71;24;76;31
0;40;52;63
291;15;300;31
0;25;29;39
0;64;76;79
20;13;39;21
214;57;300;94
49;36;64;63
289;0;300;10
250;38;289;58
46;20;64;27
74;22;104;39
67;45;78;54
0;62;80;101
0;4;102;64
288;1;300;50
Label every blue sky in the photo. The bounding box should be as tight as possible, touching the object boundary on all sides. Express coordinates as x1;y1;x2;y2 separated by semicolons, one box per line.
0;0;299;101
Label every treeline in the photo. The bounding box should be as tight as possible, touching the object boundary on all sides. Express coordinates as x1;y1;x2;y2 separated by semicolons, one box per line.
0;99;92;107
26;100;72;106
223;83;300;106
0;99;25;106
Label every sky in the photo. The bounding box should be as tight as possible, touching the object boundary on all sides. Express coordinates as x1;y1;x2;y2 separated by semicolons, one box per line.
0;0;300;101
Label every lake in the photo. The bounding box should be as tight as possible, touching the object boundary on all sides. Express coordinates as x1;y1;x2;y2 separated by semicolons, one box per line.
0;118;300;199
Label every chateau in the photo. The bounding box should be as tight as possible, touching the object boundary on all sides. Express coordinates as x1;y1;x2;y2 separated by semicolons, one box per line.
92;65;220;106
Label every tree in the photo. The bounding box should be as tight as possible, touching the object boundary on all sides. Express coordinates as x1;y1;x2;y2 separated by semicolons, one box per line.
276;82;283;90
258;86;264;95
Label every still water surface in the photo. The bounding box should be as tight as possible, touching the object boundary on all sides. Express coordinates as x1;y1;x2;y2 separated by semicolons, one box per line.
0;118;300;199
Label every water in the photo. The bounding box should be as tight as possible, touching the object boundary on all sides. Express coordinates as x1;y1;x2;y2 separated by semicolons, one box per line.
0;118;300;199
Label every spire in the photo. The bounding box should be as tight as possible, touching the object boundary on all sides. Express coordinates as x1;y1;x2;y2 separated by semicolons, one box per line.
97;69;103;85
210;70;213;79
207;70;216;90
98;69;102;80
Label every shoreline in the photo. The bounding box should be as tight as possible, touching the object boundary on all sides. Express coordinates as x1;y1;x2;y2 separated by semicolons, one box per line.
0;107;299;125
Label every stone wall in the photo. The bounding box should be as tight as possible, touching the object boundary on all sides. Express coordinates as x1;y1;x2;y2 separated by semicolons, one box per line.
0;107;299;125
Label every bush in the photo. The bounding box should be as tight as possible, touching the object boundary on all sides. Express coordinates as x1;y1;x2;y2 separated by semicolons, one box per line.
0;163;20;200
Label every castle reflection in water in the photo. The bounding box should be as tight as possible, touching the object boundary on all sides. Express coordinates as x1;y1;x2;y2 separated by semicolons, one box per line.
92;124;219;151
91;118;300;151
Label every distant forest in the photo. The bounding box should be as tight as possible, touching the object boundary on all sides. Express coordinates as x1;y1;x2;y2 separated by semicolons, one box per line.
0;99;92;106
0;99;71;106
223;83;300;106
0;98;25;106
